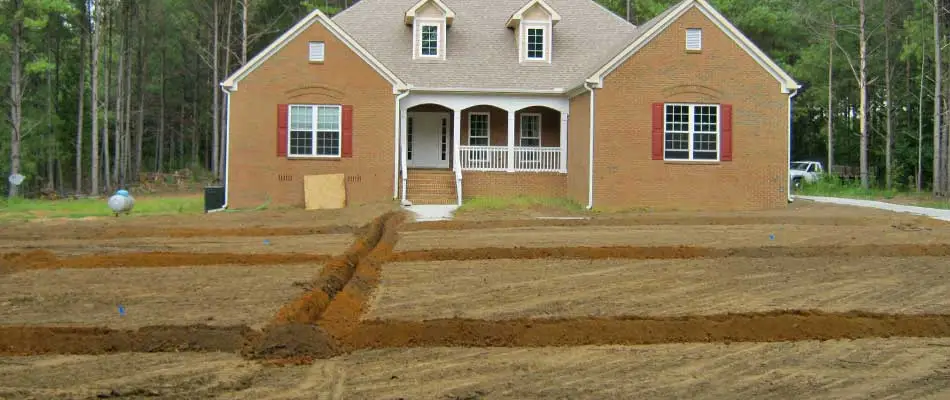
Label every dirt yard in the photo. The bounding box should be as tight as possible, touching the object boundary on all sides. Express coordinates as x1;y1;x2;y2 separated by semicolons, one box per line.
0;264;314;330
368;256;950;320
1;339;949;399
2;200;950;398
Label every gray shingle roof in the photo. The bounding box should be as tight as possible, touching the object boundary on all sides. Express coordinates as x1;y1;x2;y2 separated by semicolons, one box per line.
332;0;641;91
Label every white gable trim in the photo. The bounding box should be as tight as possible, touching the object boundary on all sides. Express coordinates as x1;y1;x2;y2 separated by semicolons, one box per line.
405;0;456;25
506;0;562;28
220;8;405;91
587;0;799;93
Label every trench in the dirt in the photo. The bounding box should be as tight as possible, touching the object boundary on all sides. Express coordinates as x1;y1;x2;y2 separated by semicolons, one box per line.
388;243;950;262
0;325;254;356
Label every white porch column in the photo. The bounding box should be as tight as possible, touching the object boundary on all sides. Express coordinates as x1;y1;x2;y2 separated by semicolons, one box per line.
453;109;462;171
400;110;409;202
507;110;516;172
559;112;568;173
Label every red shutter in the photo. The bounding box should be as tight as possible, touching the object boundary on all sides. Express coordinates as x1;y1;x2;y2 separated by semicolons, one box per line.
341;105;353;158
721;104;733;161
651;103;664;160
277;104;288;157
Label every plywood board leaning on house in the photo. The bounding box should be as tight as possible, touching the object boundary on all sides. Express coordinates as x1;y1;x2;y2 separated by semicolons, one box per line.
304;174;346;210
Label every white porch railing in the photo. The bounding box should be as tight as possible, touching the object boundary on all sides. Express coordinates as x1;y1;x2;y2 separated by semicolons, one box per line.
459;145;563;172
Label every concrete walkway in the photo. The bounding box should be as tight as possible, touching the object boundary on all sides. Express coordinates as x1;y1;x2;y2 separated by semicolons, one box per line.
402;204;459;222
795;195;950;222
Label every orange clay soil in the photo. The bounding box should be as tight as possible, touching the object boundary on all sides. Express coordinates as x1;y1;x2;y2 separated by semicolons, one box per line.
0;249;331;273
244;211;405;361
6;311;950;357
344;311;950;350
387;243;950;262
0;325;255;356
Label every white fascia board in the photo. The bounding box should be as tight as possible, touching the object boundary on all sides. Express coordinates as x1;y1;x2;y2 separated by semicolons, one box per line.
588;0;799;93
220;8;405;91
409;86;566;95
506;0;562;28
405;0;456;25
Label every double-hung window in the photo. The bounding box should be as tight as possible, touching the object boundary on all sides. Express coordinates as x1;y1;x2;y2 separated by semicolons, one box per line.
468;113;490;146
526;27;545;60
664;104;719;161
520;114;541;147
420;24;439;57
468;113;490;162
289;105;342;157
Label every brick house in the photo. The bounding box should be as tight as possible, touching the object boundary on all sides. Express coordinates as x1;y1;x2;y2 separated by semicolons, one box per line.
220;0;799;211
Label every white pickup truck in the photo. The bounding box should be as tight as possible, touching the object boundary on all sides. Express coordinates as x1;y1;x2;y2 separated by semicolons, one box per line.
789;161;824;188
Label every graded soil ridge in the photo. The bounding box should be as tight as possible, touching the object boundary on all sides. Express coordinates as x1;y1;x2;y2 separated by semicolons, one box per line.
388;243;950;262
346;311;950;349
0;250;331;273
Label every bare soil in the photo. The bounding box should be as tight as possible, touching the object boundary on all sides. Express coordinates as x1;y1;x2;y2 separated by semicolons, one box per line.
397;223;950;251
0;233;354;257
0;265;314;329
3;201;950;397
2;340;949;399
0;201;397;240
368;257;950;321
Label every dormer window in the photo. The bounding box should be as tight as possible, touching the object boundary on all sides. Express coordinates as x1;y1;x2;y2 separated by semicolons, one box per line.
526;27;545;60
405;0;455;61
508;0;561;64
420;24;440;57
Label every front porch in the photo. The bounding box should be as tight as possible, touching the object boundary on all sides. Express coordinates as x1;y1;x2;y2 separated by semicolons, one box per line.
399;93;569;205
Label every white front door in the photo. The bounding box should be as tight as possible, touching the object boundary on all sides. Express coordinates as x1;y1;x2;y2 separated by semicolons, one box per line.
407;112;451;169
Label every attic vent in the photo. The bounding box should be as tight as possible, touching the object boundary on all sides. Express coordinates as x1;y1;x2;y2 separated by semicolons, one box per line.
309;41;325;62
686;28;702;51
346;175;362;184
278;174;294;182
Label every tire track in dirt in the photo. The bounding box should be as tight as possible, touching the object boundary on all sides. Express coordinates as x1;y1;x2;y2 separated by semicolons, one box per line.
0;250;331;273
344;311;950;350
387;243;950;262
0;325;254;356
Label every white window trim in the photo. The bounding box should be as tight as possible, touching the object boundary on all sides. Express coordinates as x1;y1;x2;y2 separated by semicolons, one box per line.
468;112;491;146
686;28;703;51
520;21;552;63
415;19;445;60
663;103;720;162
519;113;542;146
525;26;546;61
308;41;325;62
288;104;343;158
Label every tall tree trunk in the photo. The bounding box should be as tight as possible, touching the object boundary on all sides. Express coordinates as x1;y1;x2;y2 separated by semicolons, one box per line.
124;15;133;188
827;18;835;173
75;2;87;194
157;2;166;172
90;0;101;195
241;0;248;65
935;0;943;194
220;0;234;178
134;0;148;179
8;0;24;198
884;0;894;190
919;20;927;193
858;0;869;189
47;45;55;192
211;0;221;177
